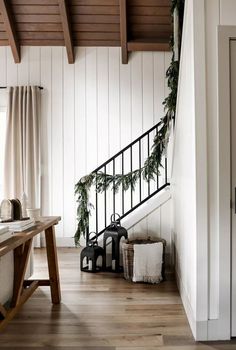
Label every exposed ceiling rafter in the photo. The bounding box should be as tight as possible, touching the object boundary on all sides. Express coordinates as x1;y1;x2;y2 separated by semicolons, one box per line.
58;0;74;64
0;0;20;63
119;0;128;64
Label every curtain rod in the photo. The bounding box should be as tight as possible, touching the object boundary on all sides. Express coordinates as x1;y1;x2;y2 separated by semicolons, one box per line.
0;86;44;90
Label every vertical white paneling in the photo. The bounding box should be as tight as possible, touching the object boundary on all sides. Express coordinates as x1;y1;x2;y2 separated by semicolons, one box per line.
164;52;172;97
29;47;40;85
51;47;63;237
75;47;86;180
108;47;120;156
6;47;18;86
160;199;171;254
129;216;148;240
86;48;97;171
154;52;165;124
18;47;29;86
131;52;143;139
40;47;52;216
120;55;131;148
147;209;161;239
2;47;168;245
63;50;75;237
0;48;7;86
142;52;154;131
97;47;109;164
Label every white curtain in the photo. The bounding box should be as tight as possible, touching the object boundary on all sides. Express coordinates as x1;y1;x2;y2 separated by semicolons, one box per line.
3;86;41;211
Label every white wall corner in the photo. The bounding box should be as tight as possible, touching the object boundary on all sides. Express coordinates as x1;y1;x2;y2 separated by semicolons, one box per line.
192;0;209;324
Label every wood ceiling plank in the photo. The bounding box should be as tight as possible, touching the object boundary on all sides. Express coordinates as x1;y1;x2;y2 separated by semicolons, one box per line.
0;0;20;63
58;0;74;64
129;15;172;24
0;39;8;45
16;23;62;31
119;0;128;64
71;0;119;5
72;6;119;15
18;31;120;41
131;24;172;32
18;31;64;40
129;6;171;16
12;5;60;14
72;23;119;32
0;31;7;39
74;32;120;40
74;39;120;46
12;0;58;4
15;14;61;22
20;39;120;47
21;39;64;45
129;0;171;6
72;15;120;24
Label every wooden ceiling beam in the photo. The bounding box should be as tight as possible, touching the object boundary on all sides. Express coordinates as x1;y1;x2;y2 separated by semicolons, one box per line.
0;0;20;63
58;0;74;64
119;0;128;64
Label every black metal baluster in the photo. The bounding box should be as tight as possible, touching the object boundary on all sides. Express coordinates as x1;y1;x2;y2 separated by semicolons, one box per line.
139;139;142;202
165;157;168;184
156;126;159;190
113;159;115;214
147;133;150;196
86;223;89;246
130;146;133;208
104;165;107;228
95;172;98;234
122;152;124;215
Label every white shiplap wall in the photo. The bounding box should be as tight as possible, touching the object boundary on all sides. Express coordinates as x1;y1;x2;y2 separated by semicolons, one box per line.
0;46;171;245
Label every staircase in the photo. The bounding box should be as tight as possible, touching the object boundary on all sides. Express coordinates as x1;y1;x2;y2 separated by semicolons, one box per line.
85;120;170;244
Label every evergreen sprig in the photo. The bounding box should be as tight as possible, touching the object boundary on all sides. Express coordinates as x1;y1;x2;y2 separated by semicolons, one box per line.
74;0;184;246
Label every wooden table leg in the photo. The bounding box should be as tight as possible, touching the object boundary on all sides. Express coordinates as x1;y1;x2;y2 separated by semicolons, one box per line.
45;225;61;304
11;238;33;307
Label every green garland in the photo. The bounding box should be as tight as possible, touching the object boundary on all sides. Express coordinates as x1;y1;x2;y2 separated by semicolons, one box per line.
74;0;184;246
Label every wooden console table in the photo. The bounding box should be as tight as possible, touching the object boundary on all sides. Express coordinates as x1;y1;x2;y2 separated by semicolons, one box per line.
0;216;61;331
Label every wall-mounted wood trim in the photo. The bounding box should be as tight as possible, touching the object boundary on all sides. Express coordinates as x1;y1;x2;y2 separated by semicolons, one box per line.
0;0;20;63
119;0;128;64
58;0;74;64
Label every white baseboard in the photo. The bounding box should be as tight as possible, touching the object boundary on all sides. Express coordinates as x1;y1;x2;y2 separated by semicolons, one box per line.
175;268;197;339
207;319;231;341
175;269;208;341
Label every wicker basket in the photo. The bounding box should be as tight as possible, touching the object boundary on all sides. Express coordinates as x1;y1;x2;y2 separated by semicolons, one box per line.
121;238;166;281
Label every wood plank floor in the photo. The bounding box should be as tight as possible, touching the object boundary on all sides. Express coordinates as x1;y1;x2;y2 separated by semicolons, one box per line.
0;248;236;349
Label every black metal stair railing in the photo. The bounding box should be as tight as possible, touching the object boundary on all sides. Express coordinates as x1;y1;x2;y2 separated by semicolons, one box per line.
86;120;170;243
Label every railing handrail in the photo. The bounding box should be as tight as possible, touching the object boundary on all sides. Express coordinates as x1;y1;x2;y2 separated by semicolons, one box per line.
93;120;163;173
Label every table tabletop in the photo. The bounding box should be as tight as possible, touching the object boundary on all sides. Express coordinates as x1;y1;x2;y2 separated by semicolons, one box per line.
0;216;61;258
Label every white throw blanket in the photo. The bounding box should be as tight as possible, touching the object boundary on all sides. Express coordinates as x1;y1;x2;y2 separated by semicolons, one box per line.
133;242;163;283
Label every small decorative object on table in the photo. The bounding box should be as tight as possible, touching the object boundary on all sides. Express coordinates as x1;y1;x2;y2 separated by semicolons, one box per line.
0;198;28;222
80;232;105;272
122;238;166;283
26;208;41;222
103;213;128;272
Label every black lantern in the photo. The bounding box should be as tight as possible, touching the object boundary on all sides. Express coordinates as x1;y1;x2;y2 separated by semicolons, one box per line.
80;232;105;272
103;213;128;272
